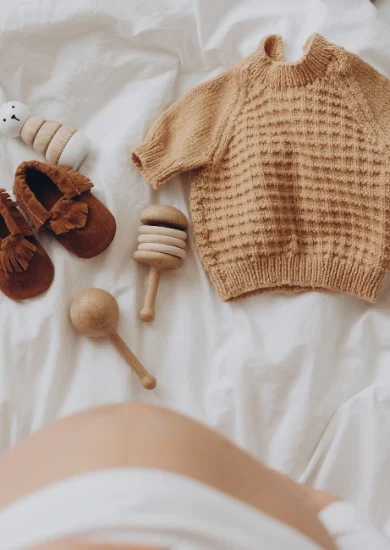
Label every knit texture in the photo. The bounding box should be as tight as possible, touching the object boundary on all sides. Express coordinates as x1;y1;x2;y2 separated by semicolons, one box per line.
132;34;390;302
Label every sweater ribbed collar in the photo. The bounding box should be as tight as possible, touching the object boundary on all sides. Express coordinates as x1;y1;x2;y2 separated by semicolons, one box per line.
251;33;333;89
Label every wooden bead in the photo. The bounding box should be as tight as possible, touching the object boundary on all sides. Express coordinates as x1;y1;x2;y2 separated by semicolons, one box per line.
134;250;182;270
139;224;187;240
138;242;186;259
0;101;31;138
140;204;188;230
70;287;118;338
138;233;186;249
21;116;45;146
33;120;61;154
46;125;76;164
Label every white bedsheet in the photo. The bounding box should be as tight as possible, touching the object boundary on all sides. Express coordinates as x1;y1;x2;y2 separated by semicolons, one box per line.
0;0;390;536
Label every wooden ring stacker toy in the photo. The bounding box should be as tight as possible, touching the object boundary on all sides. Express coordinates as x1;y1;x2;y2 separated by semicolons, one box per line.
134;204;189;322
0;101;89;169
70;288;157;390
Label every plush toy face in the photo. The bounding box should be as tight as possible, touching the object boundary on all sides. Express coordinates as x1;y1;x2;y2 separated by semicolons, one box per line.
0;101;30;138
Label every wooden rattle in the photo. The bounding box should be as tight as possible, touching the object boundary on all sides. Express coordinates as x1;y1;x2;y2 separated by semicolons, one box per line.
0;101;89;169
134;204;188;322
70;288;157;390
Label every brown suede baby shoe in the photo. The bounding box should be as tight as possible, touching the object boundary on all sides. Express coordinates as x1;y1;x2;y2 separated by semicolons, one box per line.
0;188;54;299
13;161;116;259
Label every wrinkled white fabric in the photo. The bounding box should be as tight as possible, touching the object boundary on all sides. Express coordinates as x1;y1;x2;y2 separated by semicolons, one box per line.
0;469;388;550
0;469;321;550
320;501;390;550
1;0;390;538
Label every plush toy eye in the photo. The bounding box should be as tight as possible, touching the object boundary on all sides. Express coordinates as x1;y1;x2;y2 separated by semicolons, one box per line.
12;105;14;108
2;119;5;122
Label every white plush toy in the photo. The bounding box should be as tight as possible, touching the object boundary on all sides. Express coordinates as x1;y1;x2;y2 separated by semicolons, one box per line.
0;101;89;170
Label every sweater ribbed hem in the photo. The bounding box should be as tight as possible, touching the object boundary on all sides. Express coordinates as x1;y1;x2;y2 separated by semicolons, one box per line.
209;255;386;303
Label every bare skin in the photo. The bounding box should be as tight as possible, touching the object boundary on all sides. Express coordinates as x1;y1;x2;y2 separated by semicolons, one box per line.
0;404;339;550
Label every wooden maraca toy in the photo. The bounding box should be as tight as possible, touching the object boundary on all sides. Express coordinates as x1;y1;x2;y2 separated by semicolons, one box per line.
0;101;89;169
70;288;157;390
134;204;188;322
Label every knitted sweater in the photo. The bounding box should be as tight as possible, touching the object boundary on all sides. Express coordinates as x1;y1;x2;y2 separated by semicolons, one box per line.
132;33;390;303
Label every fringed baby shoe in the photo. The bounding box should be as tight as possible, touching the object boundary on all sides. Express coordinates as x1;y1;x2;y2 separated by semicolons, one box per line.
13;161;116;258
0;189;54;299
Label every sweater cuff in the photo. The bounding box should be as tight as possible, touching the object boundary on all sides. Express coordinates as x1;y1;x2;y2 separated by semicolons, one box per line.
131;140;174;190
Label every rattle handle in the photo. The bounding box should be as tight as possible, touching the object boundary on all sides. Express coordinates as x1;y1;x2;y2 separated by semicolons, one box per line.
140;267;160;322
108;332;157;390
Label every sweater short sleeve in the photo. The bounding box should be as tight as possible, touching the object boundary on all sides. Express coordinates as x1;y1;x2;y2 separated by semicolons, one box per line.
347;52;390;145
131;69;239;189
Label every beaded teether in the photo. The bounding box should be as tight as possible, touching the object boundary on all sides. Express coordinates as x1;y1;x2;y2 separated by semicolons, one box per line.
0;101;89;169
134;204;188;322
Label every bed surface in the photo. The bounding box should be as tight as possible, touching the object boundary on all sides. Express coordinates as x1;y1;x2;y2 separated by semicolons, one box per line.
0;0;390;533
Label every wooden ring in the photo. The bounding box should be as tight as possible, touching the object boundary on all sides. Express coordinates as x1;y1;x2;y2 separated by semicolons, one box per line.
46;125;77;164
21;117;45;146
134;250;182;269
33;120;62;154
138;233;186;249
138;242;186;259
139;225;187;240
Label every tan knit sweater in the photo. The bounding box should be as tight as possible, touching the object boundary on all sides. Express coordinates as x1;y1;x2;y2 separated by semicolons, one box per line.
132;33;390;303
